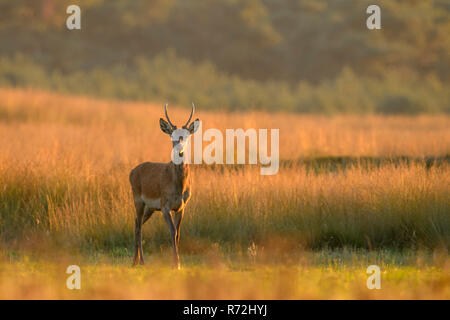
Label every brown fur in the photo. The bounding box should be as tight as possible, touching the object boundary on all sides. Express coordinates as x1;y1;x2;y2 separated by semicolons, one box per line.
129;161;192;268
129;162;192;212
129;104;199;268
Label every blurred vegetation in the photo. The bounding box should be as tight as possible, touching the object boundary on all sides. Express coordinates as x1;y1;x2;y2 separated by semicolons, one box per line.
0;0;449;114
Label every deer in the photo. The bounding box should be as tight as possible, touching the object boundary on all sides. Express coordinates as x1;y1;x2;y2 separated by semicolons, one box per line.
129;103;200;269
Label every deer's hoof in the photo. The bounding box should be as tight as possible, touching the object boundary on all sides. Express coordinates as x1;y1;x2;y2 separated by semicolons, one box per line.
132;259;140;267
173;262;181;270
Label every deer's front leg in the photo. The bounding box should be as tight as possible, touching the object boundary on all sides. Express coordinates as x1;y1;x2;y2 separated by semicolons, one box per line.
162;205;180;269
174;209;184;247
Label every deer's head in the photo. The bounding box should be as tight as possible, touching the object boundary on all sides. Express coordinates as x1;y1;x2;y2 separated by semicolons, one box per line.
160;103;200;158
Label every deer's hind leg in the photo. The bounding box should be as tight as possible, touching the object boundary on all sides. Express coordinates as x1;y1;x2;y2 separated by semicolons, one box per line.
133;199;145;266
142;207;154;225
138;206;155;264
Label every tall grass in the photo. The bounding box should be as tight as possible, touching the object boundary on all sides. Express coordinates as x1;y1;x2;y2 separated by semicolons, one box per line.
0;88;449;254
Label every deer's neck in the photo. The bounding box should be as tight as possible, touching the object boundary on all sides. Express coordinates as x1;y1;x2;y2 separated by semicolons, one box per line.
172;162;190;193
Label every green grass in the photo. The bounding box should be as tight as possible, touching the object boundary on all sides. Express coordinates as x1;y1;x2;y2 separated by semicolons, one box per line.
0;249;448;299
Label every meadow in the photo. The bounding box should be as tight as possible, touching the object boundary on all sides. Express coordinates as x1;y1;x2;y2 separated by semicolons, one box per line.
0;88;449;299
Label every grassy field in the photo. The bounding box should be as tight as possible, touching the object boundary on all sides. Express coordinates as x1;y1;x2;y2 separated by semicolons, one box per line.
0;88;449;299
1;250;448;299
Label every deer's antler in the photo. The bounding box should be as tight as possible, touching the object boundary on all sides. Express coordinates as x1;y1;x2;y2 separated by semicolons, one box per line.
164;103;175;128
184;103;195;127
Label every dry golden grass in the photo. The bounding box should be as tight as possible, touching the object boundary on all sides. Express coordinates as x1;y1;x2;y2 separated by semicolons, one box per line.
0;87;449;173
0;87;449;299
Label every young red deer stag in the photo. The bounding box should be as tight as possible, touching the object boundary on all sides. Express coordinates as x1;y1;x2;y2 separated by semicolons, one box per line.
129;103;200;268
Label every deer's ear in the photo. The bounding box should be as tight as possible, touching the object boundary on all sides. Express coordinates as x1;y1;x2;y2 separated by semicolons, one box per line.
188;119;200;134
160;118;173;134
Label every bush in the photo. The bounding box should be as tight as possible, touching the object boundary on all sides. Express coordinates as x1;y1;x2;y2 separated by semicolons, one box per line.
0;53;448;114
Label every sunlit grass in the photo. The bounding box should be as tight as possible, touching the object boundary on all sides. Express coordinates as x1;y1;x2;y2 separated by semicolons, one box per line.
1;157;448;252
0;250;448;299
0;88;449;299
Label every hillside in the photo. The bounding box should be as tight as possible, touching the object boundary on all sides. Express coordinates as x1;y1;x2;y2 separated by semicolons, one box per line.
0;0;449;113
